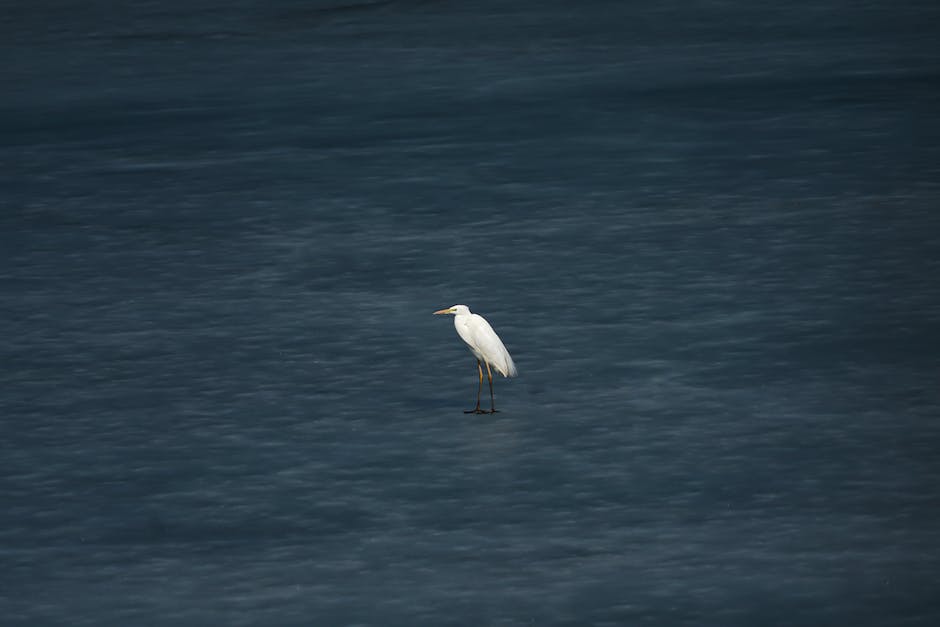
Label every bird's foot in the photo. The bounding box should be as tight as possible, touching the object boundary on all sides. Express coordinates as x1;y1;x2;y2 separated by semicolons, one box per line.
489;409;499;414
464;408;487;414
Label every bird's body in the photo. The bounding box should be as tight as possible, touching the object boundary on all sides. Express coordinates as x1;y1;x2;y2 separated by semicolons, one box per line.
453;310;517;378
434;304;516;413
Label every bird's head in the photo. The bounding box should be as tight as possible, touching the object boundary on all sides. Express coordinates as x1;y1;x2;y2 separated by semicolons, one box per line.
433;304;470;316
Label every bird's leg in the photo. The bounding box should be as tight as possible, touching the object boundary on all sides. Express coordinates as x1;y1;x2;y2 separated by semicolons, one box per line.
485;361;497;413
464;359;486;414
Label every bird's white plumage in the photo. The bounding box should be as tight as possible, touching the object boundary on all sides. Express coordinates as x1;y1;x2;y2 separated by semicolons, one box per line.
437;304;517;377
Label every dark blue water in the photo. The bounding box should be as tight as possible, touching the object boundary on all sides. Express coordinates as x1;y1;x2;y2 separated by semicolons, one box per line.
3;1;940;624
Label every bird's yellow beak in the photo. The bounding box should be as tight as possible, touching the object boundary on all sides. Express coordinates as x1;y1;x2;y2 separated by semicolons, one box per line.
433;308;453;315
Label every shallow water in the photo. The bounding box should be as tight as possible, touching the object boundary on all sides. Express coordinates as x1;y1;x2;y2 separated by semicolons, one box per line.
3;1;940;625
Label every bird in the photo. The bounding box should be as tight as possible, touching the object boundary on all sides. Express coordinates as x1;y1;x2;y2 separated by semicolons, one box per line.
433;305;517;414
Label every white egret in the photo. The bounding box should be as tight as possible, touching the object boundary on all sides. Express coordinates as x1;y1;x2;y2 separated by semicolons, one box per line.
433;304;517;414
